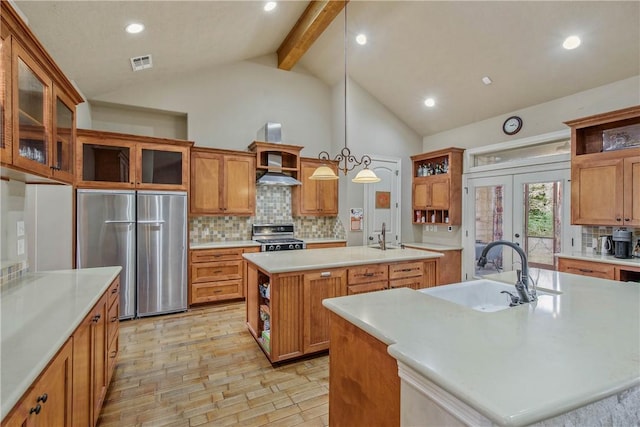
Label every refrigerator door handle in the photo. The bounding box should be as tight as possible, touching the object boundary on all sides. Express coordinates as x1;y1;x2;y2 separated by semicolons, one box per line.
104;220;136;224
138;221;166;225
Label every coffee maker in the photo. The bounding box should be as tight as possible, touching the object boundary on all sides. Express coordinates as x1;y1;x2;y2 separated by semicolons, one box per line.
612;229;632;259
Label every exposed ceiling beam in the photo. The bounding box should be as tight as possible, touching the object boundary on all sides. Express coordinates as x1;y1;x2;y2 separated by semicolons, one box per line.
277;0;348;71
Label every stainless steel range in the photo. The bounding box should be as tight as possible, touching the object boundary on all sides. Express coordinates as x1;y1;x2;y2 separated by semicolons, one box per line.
252;223;306;252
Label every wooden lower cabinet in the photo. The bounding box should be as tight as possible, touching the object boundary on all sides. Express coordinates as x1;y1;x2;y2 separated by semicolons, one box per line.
557;256;640;282
246;259;437;363
303;269;347;354
189;247;259;305
2;339;73;427
2;277;119;427
329;313;399;427
557;257;615;280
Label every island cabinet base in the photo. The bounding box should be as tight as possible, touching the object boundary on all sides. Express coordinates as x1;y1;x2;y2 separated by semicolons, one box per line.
328;313;399;427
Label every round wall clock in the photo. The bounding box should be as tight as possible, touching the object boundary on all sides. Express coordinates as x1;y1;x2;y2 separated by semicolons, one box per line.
502;116;523;135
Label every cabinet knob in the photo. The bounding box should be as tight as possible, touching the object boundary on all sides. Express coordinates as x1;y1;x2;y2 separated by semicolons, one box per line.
616;218;622;221
110;351;117;358
37;394;48;403
29;404;41;415
111;316;118;322
92;314;101;323
624;218;630;222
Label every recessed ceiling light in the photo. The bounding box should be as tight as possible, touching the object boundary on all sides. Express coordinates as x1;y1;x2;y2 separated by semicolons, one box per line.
482;76;492;85
355;34;367;45
424;98;435;108
125;23;144;34
264;2;277;12
563;35;581;50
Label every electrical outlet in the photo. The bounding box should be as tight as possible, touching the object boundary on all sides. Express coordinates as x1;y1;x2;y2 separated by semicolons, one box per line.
17;239;25;255
433;225;438;232
448;226;453;232
17;221;24;237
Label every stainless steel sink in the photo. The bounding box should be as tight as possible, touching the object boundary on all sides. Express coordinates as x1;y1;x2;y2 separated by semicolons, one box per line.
369;244;398;250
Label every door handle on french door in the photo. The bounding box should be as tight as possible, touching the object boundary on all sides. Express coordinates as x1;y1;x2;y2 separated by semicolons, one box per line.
138;221;166;225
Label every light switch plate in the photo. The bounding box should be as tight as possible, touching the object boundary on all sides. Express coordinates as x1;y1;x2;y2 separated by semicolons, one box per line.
17;239;25;255
17;221;24;237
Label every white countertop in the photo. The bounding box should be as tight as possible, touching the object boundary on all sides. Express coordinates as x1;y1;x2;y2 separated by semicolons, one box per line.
243;246;443;273
323;273;640;426
557;251;640;268
402;242;464;251
1;266;122;419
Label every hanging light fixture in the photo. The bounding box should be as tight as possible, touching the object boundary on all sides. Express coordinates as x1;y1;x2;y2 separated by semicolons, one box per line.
309;2;380;184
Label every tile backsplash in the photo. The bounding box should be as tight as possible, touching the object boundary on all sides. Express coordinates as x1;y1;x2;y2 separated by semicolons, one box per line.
581;226;639;252
0;260;28;285
189;186;346;244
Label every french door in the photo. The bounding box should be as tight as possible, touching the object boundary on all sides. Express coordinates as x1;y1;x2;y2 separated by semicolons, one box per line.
464;168;578;280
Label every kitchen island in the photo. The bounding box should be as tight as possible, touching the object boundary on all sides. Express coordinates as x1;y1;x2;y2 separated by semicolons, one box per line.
323;271;639;426
243;246;443;363
1;266;122;423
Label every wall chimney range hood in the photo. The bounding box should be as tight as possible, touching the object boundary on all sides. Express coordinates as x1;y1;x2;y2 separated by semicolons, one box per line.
256;153;301;186
252;125;303;186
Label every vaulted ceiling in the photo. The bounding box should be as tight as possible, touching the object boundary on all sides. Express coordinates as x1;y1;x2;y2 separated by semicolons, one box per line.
14;1;640;137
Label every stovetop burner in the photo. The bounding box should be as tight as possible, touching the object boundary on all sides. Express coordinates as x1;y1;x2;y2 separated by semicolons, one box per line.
252;223;306;251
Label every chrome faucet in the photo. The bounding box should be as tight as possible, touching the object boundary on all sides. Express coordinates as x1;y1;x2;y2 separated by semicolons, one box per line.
378;222;386;250
477;240;536;304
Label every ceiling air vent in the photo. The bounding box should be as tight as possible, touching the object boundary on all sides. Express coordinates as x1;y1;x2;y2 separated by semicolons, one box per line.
130;54;153;71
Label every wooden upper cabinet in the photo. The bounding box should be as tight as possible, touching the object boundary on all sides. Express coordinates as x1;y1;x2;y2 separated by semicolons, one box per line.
292;158;338;216
76;129;192;190
566;106;640;226
1;27;12;164
190;147;256;215
1;1;82;183
411;148;463;225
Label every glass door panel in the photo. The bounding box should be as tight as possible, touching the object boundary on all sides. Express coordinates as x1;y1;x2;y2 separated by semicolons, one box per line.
53;93;74;176
140;148;183;185
82;143;131;183
513;170;575;271
465;175;513;279
17;56;48;166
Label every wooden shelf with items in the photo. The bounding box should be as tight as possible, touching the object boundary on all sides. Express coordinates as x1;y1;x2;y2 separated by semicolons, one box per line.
248;140;301;174
1;1;82;183
565;106;640;226
76;129;192;190
410;147;464;226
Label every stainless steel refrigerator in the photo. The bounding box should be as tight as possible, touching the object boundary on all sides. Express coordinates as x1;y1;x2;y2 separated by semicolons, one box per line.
76;189;187;318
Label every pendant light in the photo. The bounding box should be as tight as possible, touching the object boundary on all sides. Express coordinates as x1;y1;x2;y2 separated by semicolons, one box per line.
309;3;380;184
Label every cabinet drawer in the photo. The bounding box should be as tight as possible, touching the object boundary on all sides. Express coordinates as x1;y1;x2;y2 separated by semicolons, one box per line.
191;260;242;282
348;265;388;285
347;281;388;295
389;276;424;290
191;248;243;263
558;258;615;280
389;261;423;279
107;300;119;346
192;280;243;304
108;277;120;308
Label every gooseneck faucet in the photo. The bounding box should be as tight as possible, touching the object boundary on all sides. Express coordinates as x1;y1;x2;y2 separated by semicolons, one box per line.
378;222;386;250
477;240;536;304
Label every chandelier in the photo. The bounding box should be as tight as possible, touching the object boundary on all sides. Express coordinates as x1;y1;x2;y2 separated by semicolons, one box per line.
309;2;380;184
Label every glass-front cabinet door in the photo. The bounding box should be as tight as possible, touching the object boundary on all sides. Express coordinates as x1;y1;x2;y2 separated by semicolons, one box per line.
51;87;75;182
77;134;136;188
12;42;52;176
136;143;189;190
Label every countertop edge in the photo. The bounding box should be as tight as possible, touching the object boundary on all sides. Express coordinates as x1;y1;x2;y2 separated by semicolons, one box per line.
556;252;640;268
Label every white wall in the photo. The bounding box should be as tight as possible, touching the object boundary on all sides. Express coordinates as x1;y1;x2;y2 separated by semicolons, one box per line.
0;179;27;263
337;78;422;245
93;54;334;156
423;76;640;151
